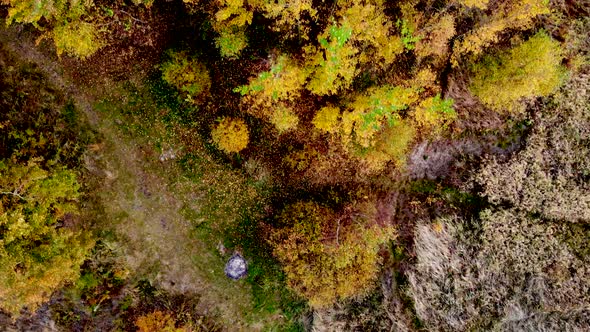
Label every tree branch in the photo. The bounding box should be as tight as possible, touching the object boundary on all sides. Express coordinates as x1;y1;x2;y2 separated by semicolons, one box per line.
0;190;28;201
117;10;147;24
335;218;341;246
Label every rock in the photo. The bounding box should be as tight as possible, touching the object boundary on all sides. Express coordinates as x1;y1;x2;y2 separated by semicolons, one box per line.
224;253;247;280
159;148;176;161
217;242;227;255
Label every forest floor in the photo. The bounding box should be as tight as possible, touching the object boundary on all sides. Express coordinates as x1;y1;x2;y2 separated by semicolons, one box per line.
0;25;291;331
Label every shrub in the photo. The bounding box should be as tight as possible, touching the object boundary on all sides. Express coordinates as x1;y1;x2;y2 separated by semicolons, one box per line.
211;117;249;153
161;51;211;104
270;201;395;308
469;31;566;112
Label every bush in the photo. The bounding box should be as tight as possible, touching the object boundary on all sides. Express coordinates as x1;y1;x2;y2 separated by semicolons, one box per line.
211;117;249;153
270;201;395;308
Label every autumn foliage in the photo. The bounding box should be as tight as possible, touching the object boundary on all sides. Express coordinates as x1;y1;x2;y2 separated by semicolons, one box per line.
470;31;566;112
270;201;395;307
211;117;250;153
161;51;211;104
0;161;92;315
135;310;187;332
3;0;585;324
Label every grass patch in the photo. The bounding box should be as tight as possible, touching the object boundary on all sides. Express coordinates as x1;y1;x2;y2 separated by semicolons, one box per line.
90;72;306;329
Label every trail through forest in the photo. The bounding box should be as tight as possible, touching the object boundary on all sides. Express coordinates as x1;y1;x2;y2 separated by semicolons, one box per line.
0;26;261;330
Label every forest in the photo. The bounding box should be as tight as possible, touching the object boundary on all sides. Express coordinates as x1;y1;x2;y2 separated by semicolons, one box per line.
0;0;589;331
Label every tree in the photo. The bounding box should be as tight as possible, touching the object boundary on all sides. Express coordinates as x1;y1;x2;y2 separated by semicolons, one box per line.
270;201;395;307
469;31;566;112
455;0;489;9
135;310;186;332
0;159;92;316
160;51;211;105
312;106;340;134
342;85;418;150
4;0;103;58
51;20;104;59
211;117;250;153
413;94;456;132
452;0;551;66
235;55;307;130
305;22;358;96
211;0;253;58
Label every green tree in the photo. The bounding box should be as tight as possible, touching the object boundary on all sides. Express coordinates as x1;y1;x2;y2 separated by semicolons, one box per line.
305;22;358;96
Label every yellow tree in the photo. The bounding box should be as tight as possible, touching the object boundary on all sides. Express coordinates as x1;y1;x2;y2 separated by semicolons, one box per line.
270;201;395;307
0;160;92;316
211;0;254;58
4;0;104;58
211;117;250;153
160;51;211;104
469;31;566;112
452;0;551;66
234;55;307;132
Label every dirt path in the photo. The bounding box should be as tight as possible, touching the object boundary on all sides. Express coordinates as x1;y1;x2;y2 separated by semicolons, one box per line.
0;26;258;330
